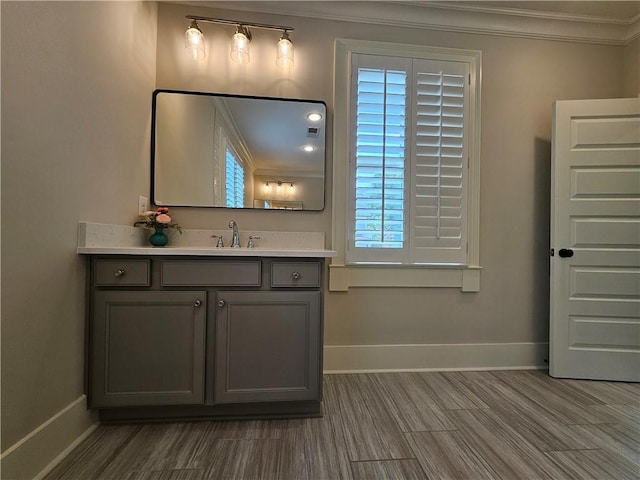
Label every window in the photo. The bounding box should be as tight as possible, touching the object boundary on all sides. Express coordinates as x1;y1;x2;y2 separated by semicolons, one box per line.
213;119;249;208
331;39;481;291
225;147;245;208
350;54;469;264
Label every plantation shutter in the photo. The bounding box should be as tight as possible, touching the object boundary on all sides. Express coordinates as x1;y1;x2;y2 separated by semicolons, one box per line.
411;59;469;263
348;54;469;265
225;147;244;208
349;55;410;263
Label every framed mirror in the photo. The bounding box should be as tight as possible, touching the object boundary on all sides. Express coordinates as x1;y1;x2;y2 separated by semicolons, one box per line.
151;89;326;210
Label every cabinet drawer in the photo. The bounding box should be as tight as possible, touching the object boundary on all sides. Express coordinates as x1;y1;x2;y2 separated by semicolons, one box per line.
94;259;150;286
271;262;321;288
161;260;261;286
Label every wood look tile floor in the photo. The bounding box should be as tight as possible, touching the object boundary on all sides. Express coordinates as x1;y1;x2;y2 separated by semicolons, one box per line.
45;371;640;480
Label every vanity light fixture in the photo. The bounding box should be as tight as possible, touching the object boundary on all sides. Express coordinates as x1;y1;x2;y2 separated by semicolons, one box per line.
185;19;206;60
230;25;251;64
184;15;294;69
276;31;294;70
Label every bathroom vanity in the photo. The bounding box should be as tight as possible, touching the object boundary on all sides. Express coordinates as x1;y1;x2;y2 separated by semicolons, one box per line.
79;224;335;422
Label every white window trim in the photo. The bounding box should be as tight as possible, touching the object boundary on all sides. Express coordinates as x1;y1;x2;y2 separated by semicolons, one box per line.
331;38;482;292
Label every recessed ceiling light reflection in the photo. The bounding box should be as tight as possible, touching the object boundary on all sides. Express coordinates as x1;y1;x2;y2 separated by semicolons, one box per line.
306;112;322;122
303;145;315;152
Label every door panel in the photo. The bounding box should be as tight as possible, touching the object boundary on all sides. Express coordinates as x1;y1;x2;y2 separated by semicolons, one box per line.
550;98;640;381
569;316;640;349
570;116;640;147
214;291;321;403
91;291;207;407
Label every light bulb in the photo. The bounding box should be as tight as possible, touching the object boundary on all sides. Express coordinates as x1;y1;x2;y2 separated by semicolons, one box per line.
276;31;294;70
185;20;205;61
230;26;251;64
303;145;315;152
307;112;322;122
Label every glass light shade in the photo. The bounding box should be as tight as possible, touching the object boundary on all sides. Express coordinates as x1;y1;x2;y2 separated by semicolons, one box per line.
185;22;205;61
276;35;294;70
230;31;250;64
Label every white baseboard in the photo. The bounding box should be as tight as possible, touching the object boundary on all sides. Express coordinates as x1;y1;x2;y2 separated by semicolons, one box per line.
323;342;549;373
1;395;98;480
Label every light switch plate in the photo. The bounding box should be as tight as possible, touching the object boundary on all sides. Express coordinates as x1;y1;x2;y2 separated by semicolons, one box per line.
138;196;148;215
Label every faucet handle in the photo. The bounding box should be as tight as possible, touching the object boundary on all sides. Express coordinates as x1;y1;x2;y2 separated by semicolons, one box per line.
211;235;224;248
247;235;261;248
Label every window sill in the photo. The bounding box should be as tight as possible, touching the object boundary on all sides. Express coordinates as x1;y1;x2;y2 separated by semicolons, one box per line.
328;263;481;292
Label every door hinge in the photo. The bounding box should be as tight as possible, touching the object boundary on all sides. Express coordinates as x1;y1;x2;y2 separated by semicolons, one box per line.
468;74;471;85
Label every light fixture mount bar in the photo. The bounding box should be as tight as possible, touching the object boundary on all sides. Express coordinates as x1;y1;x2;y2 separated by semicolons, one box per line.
185;15;293;32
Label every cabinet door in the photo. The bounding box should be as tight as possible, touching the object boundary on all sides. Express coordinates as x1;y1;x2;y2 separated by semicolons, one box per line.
215;291;321;403
91;291;206;407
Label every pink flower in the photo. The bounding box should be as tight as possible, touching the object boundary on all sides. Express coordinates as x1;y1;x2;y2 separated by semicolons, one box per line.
156;213;171;224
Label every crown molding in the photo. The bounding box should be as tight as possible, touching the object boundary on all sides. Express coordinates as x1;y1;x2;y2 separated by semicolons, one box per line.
178;1;639;45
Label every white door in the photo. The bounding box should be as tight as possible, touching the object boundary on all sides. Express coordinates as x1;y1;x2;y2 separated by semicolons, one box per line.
550;98;640;382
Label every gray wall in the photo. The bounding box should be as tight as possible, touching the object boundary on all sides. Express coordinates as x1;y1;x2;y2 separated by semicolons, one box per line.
155;3;630;350
1;0;157;472
1;1;636;474
155;93;216;205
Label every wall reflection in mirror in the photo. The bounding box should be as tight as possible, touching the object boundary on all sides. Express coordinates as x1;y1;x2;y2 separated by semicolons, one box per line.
152;90;326;210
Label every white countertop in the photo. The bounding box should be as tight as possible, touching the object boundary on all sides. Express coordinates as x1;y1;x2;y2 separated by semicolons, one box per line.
77;222;336;258
77;246;336;257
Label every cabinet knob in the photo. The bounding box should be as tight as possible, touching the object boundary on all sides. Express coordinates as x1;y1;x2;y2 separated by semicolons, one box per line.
217;300;226;308
114;269;126;277
292;271;300;280
194;300;202;307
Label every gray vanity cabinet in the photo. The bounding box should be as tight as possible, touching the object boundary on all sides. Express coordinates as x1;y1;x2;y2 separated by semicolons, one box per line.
91;290;206;407
215;291;321;403
87;255;325;421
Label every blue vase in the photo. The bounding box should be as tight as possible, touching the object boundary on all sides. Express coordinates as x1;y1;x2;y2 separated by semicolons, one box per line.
149;226;168;247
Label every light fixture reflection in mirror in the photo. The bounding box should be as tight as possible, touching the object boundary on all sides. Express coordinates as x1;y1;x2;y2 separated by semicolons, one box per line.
262;181;295;200
152;90;326;210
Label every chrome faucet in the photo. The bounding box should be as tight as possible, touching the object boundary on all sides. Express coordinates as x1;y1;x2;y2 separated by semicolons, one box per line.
229;220;240;248
211;235;224;248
